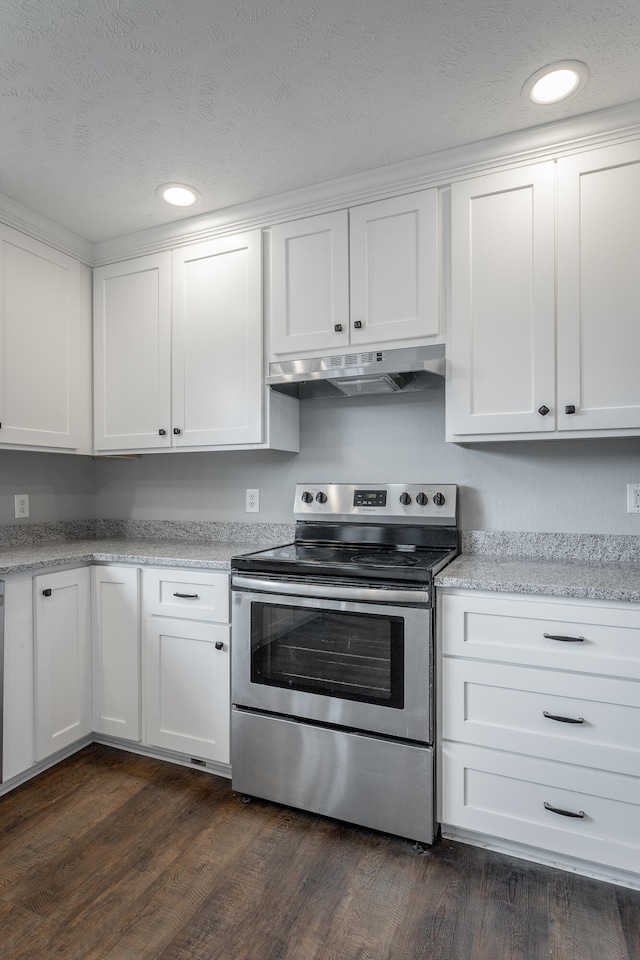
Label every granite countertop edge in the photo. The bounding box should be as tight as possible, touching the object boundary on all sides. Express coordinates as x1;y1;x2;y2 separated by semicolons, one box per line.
1;536;639;604
0;538;277;576
435;555;640;604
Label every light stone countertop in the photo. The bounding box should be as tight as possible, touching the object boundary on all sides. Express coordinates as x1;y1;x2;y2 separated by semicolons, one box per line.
0;538;283;576
435;554;640;604
1;532;639;604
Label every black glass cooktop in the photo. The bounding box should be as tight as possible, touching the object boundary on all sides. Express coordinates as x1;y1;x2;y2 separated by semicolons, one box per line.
232;541;457;583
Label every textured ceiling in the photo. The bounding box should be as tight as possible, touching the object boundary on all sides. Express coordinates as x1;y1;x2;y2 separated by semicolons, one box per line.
1;0;639;243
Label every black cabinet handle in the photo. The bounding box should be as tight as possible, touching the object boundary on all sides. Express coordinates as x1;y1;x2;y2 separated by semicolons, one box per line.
353;320;363;329
537;405;550;416
215;641;224;650
42;588;52;597
543;710;585;725
173;592;199;599
543;633;585;643
334;323;343;332
158;429;166;436
544;801;585;819
565;404;576;415
173;428;182;435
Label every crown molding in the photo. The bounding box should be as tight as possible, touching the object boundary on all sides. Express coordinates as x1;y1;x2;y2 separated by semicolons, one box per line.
4;100;640;269
93;99;640;267
0;194;93;264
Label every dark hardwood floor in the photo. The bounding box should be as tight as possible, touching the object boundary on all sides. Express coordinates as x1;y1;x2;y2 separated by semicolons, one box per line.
0;744;638;960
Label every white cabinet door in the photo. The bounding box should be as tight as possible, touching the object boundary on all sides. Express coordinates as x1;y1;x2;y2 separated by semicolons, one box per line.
0;225;89;450
91;566;140;741
269;211;350;355
144;617;230;764
350;190;440;345
557;141;640;431
447;163;556;438
93;253;172;451
34;567;91;761
3;576;35;782
172;231;264;447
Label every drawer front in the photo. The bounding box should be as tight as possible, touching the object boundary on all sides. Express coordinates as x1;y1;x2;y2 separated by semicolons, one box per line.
441;593;640;678
441;742;640;875
143;568;229;622
442;659;640;776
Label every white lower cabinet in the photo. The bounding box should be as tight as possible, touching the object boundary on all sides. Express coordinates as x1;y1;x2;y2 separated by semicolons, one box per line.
91;566;141;742
142;568;230;766
3;576;35;782
34;567;92;761
439;589;640;886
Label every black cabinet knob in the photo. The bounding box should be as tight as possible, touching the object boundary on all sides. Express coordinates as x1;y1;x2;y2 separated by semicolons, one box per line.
565;404;576;415
537;405;550;416
42;588;52;597
158;428;166;436
173;427;182;435
334;324;343;332
353;320;363;329
215;641;224;650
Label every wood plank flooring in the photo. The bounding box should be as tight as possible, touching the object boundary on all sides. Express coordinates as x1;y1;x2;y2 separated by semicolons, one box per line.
0;744;638;960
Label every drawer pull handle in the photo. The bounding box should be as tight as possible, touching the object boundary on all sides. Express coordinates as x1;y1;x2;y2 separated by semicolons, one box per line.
173;592;200;599
543;710;585;725
543;633;585;643
544;801;585;819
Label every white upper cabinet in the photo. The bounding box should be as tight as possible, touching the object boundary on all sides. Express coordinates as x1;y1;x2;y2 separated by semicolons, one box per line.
556;141;640;432
448;141;640;441
269;190;441;358
349;191;440;346
447;163;556;439
0;225;91;452
172;232;263;447
93;230;298;453
269;210;350;355
93;252;172;451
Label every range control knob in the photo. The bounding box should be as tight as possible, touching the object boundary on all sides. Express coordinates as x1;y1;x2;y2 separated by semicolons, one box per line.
416;492;429;506
399;492;412;506
433;492;446;506
301;491;314;504
315;491;328;504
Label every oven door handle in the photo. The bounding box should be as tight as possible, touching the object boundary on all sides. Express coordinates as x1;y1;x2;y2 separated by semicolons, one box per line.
231;574;431;606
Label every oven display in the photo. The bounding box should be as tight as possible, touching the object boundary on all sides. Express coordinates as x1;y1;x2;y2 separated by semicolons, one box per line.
353;489;387;507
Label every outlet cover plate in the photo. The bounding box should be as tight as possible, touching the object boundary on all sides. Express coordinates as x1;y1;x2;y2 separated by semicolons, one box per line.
627;483;640;513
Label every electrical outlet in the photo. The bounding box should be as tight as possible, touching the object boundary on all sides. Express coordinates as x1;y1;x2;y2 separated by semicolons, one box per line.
627;484;640;514
246;488;259;513
15;494;29;519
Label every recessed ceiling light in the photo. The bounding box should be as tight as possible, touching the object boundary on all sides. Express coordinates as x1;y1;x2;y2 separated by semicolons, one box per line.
522;61;589;105
156;183;200;207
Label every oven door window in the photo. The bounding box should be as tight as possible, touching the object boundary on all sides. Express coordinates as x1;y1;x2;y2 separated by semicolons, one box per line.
250;602;404;707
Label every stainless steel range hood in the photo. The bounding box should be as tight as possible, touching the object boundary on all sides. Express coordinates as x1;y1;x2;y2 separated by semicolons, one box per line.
267;345;445;399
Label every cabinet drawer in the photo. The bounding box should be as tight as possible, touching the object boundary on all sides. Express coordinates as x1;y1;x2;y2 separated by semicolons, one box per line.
441;593;640;678
441;742;640;876
143;568;229;622
442;659;640;776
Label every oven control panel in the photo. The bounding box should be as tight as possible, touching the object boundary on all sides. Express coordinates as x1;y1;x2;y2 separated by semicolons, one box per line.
294;483;457;524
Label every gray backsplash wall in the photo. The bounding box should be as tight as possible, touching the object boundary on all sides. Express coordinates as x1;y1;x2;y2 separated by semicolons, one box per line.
93;388;640;535
0;389;638;534
0;450;97;526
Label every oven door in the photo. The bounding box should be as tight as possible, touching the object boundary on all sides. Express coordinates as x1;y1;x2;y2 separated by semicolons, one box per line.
231;575;432;743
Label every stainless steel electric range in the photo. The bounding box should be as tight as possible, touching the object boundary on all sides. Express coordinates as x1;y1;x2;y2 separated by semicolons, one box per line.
230;482;459;844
